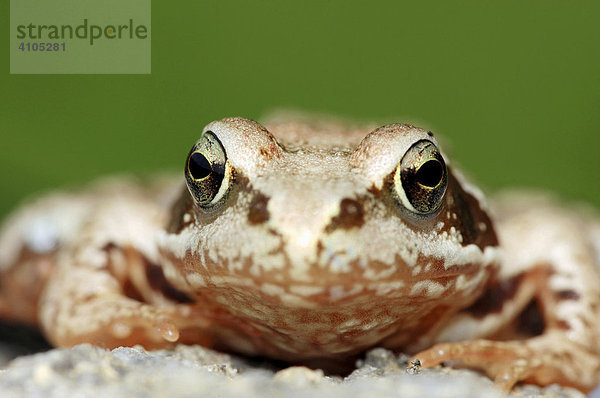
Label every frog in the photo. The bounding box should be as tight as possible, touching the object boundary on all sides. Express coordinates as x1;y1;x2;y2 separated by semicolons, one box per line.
0;116;599;393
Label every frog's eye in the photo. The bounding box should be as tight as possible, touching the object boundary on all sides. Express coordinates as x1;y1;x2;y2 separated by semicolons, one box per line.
185;131;230;207
393;140;448;214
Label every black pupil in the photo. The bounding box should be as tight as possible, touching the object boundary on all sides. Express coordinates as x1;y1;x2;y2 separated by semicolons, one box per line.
189;152;212;179
416;160;443;188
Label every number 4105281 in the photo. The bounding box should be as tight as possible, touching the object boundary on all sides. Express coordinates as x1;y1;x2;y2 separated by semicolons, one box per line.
18;42;66;52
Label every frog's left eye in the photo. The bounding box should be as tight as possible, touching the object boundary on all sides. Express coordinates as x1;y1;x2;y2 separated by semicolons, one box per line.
185;131;230;207
393;140;448;214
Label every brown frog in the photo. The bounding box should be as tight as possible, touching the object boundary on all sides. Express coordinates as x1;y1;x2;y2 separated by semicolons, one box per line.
1;117;599;392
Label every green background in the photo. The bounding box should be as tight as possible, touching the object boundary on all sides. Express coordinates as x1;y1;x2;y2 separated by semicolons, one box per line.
1;1;599;220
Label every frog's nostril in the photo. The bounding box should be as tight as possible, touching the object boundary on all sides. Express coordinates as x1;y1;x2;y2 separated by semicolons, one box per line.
325;198;365;233
248;192;271;225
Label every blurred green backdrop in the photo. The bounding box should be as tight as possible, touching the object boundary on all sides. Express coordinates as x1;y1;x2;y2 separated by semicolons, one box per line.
1;1;599;219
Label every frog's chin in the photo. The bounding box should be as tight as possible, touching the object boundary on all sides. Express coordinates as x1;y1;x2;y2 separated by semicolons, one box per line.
180;275;469;362
160;246;494;360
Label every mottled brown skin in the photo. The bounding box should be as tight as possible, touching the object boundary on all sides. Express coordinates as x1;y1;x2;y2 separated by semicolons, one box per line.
0;247;54;325
0;117;599;393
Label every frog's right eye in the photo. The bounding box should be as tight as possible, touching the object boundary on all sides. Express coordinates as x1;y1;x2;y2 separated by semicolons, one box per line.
185;131;230;207
393;139;448;215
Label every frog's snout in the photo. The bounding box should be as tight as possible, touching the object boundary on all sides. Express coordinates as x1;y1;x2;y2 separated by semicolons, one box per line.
260;187;370;277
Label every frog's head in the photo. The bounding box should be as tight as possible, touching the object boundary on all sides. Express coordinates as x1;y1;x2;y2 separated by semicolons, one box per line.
160;117;500;357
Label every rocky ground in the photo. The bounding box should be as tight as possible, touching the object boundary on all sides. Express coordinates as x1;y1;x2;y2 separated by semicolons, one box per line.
0;322;589;398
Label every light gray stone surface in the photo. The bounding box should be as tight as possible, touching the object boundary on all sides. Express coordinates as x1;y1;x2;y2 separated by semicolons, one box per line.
0;343;586;398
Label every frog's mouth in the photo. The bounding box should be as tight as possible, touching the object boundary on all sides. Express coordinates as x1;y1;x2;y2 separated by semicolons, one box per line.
161;245;490;309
